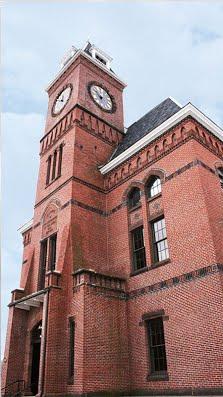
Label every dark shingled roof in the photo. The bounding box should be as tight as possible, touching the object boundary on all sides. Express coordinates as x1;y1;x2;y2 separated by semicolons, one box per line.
111;98;181;160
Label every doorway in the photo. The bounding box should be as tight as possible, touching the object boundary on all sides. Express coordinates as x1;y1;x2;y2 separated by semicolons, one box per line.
30;322;42;395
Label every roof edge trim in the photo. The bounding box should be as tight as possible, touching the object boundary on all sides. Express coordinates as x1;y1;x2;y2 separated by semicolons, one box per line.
45;50;127;92
18;218;33;234
100;103;223;175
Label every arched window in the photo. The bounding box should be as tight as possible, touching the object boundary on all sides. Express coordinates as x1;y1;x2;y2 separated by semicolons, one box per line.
217;167;223;187
146;176;161;198
128;187;141;209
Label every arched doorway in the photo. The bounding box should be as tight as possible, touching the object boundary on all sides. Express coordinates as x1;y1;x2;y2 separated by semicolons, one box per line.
30;321;42;395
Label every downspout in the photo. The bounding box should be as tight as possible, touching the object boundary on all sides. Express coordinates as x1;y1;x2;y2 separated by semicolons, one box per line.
38;288;50;397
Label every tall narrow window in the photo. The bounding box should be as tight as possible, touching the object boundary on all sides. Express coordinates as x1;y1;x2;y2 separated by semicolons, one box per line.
51;150;58;181
48;234;57;271
69;318;75;381
151;217;169;263
57;144;63;177
147;317;168;375
147;176;161;198
131;226;146;271
128;187;141;209
38;239;48;290
46;155;52;185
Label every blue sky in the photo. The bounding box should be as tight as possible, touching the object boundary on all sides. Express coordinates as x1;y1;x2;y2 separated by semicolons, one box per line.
2;1;223;357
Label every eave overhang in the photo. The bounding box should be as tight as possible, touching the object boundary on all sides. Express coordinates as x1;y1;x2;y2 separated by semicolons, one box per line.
100;103;223;175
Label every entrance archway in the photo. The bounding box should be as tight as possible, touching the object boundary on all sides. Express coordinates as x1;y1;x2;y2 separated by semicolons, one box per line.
30;321;42;395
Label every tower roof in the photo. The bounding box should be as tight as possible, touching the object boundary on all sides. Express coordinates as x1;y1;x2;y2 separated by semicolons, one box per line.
46;41;126;92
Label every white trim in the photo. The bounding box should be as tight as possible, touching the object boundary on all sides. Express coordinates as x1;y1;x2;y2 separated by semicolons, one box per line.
46;49;126;92
168;96;183;108
100;103;223;175
18;218;33;234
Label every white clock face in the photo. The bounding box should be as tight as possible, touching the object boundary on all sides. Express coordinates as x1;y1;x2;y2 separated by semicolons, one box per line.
52;85;72;115
90;85;113;111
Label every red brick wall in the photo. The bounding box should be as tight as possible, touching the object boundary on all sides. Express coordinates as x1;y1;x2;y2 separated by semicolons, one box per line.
2;53;223;396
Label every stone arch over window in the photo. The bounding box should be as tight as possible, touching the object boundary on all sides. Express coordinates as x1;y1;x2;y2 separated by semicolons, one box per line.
127;187;141;209
122;181;144;206
142;169;165;185
143;169;165;199
146;176;161;198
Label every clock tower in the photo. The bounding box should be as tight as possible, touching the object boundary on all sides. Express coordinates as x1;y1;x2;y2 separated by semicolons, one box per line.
2;42;127;397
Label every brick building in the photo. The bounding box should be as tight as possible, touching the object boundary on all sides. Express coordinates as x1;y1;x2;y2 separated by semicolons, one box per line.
2;42;223;396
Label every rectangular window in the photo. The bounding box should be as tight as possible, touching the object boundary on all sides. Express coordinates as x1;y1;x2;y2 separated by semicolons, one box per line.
69;318;75;380
147;317;167;374
48;234;57;271
131;226;146;271
151;217;169;263
38;234;57;290
38;239;48;290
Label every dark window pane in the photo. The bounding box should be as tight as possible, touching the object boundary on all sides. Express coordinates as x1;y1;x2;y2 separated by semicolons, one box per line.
46;156;52;185
69;319;75;379
48;234;57;271
147;317;167;373
38;239;47;290
132;226;146;271
57;145;63;177
128;188;141;209
52;150;57;180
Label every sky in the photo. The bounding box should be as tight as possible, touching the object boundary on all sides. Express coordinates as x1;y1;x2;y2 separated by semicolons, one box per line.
2;1;223;357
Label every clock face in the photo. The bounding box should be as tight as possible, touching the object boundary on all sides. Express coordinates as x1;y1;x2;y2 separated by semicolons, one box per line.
52;84;72;116
89;84;114;112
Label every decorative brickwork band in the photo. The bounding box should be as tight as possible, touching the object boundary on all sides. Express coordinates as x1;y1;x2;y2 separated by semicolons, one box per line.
40;104;124;156
72;264;223;301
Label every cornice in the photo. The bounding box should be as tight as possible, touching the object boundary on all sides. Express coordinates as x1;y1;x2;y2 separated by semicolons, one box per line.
100;103;223;175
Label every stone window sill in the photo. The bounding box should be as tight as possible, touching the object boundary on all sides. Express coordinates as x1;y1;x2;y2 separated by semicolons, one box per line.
147;371;169;382
150;258;170;270
147;192;162;202
45;175;61;188
130;266;148;277
128;203;142;213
